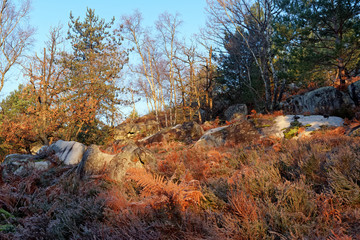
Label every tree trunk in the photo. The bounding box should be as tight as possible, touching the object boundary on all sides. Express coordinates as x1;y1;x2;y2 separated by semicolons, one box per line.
337;57;348;88
277;79;286;105
270;59;280;111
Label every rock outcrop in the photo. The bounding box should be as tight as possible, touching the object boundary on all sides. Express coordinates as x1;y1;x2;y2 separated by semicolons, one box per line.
138;121;204;145
49;140;86;165
1;139;156;183
77;145;114;176
1;154;51;179
196;119;260;147
267;115;344;138
348;80;360;105
282;86;355;114
77;143;155;182
113;120;159;143
224;104;248;121
1;140;87;179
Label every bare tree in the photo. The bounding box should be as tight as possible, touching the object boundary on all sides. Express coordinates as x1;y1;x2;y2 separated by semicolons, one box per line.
156;12;182;125
123;11;212;123
23;26;66;145
176;42;204;122
122;11;162;128
0;0;33;93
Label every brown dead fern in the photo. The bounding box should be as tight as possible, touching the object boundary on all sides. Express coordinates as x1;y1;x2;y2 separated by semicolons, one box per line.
126;168;204;211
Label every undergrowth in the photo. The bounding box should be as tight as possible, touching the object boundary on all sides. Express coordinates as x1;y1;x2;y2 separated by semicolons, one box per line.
0;127;359;239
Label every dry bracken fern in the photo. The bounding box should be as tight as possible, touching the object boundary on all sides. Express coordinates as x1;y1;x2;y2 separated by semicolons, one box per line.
126;168;204;210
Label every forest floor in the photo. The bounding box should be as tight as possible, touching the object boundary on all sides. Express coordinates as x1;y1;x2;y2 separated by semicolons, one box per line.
0;114;359;239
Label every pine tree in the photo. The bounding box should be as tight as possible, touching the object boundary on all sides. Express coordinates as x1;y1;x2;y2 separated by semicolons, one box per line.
64;8;129;140
278;0;360;87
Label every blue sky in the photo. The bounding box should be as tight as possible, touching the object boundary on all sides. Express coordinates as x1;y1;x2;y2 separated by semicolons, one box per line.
30;0;208;52
2;0;208;99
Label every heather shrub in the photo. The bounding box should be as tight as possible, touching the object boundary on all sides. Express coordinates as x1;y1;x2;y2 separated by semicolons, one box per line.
228;160;281;201
1;117;360;239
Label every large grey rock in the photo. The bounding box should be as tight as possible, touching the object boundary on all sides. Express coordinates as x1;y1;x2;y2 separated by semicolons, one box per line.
195;119;260;147
195;126;229;147
114;120;159;143
269;115;344;138
1;154;50;179
77;143;154;182
224;104;248;121
49;140;86;165
12;161;51;176
282;86;355;114
3;154;34;163
138;121;204;145
348;80;360;105
77;145;114;176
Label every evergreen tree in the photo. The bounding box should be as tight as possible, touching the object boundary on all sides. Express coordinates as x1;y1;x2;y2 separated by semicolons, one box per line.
217;30;264;109
278;0;360;86
64;8;129;140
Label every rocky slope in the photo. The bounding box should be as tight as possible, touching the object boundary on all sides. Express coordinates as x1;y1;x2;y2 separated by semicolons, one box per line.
0;112;359;239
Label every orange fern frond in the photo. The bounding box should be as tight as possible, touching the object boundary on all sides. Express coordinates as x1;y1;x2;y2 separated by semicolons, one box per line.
126;168;166;197
99;187;128;213
126;168;204;210
229;191;258;223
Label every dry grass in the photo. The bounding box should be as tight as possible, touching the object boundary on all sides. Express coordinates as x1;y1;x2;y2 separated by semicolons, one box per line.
0;123;359;239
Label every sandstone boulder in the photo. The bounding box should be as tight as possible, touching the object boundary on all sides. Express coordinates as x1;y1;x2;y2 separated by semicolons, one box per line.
195;126;228;147
1;154;50;179
77;145;114;176
138;121;204;145
195;119;261;147
49;140;86;165
348;80;360;105
77;143;154;182
224;104;248;121
113;120;159;143
282;86;354;114
268;115;344;138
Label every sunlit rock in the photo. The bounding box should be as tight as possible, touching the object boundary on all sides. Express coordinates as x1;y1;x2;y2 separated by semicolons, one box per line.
49;140;86;165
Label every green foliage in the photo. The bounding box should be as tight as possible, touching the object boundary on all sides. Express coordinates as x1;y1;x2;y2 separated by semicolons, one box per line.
0;224;15;233
277;0;360;85
63;8;130;139
0;85;35;120
215;0;360;111
76;121;112;146
283;127;299;139
216;18;265;110
0;9;132;153
283;120;311;139
0;209;14;221
0;209;15;233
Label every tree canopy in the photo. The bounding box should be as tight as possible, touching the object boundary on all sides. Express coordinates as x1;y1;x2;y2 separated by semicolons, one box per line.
2;1;360;155
277;0;360;86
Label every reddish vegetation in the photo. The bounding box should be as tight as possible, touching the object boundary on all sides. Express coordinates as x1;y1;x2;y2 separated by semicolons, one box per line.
0;118;359;239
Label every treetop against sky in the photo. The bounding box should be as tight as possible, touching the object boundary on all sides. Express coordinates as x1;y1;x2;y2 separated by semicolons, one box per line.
1;0;207;97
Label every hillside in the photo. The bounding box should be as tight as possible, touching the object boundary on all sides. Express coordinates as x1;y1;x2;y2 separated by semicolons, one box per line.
1;1;360;239
0;113;359;239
